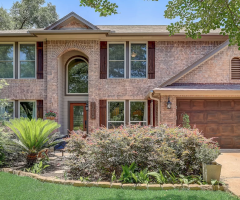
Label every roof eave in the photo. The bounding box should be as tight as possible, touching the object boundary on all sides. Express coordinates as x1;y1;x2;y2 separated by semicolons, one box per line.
0;33;35;37
28;30;111;35
152;88;240;95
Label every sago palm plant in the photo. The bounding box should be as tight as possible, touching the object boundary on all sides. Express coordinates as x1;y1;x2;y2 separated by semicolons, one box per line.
5;118;62;165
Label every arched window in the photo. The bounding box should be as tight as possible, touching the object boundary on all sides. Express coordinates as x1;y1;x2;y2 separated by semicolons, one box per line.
231;57;240;79
67;57;88;94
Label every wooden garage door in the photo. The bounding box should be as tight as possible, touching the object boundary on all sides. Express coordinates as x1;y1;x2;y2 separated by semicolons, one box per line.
177;99;240;149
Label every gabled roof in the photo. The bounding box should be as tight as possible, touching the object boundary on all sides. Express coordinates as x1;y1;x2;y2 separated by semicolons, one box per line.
45;12;99;30
159;39;230;88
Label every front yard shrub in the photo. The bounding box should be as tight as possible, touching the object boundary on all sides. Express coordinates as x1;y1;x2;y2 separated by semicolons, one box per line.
5;118;62;165
66;125;220;181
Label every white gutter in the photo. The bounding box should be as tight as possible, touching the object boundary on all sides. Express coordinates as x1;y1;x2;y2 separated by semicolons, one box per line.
149;90;160;126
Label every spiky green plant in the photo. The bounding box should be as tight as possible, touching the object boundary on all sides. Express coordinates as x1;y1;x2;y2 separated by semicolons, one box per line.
5;118;62;165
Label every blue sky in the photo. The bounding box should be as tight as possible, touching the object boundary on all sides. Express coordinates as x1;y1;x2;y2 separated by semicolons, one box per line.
0;0;178;25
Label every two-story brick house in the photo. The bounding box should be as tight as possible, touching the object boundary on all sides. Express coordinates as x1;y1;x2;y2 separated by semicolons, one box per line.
0;12;240;148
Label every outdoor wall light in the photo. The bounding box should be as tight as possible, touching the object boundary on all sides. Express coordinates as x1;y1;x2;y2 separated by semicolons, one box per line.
85;103;89;111
167;97;172;109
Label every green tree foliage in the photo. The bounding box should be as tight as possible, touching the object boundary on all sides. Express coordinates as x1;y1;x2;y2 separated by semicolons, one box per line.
80;0;118;17
164;0;240;48
0;0;58;30
80;0;240;48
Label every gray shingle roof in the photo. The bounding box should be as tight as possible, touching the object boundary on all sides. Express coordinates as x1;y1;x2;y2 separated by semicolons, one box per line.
0;26;222;35
154;83;240;91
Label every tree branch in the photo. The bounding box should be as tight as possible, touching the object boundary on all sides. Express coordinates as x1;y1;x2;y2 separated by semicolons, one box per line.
225;0;240;31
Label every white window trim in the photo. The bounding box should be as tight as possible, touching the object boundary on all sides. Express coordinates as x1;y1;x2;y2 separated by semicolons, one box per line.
129;100;148;125
0;42;15;79
107;100;125;129
66;57;89;95
18;100;37;119
129;42;148;79
18;42;37;79
107;42;126;79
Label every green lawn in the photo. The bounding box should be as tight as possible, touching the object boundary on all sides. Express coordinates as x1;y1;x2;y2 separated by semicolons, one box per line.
0;172;238;200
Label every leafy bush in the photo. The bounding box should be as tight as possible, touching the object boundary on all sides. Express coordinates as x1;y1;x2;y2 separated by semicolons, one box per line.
0;124;25;167
66;125;220;180
5;118;62;165
0;141;4;166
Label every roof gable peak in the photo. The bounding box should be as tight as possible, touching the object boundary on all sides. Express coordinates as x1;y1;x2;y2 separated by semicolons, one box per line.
45;12;98;30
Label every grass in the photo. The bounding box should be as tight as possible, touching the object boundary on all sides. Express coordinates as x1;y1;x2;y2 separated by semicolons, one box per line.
0;172;238;200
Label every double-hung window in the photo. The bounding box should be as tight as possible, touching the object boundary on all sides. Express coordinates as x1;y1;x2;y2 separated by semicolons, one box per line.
0;43;14;78
107;101;125;128
0;101;15;121
19;43;36;79
19;101;36;119
130;101;147;126
108;43;125;78
130;43;147;78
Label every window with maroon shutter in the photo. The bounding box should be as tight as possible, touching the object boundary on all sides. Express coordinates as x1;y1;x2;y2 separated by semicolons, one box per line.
100;41;107;79
37;42;43;79
37;100;43;119
148;41;155;79
99;100;107;127
231;57;240;79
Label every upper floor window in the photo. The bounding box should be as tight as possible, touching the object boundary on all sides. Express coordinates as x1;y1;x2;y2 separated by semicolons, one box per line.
231;57;240;80
130;43;147;78
0;43;14;79
67;58;88;94
19;43;36;79
108;43;125;78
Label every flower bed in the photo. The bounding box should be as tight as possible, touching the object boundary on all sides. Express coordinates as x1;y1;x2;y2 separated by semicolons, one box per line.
0;168;227;191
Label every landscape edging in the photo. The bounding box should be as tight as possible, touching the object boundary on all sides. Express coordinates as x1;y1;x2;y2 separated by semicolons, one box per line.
0;168;227;191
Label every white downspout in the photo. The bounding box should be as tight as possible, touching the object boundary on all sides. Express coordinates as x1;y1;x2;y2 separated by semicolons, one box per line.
149;90;160;126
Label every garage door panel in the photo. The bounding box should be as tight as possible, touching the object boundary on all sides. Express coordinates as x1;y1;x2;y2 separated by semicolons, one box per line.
234;138;240;148
234;100;240;110
191;111;205;123
233;125;240;135
220;111;233;123
205;125;219;136
178;100;191;110
220;125;234;136
233;112;240;123
192;100;205;110
206;111;219;122
205;100;219;110
220;137;234;149
219;100;233;110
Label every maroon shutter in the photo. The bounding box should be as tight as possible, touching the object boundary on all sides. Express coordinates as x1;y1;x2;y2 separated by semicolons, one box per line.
148;41;155;79
99;100;107;127
100;41;107;79
37;100;43;119
37;42;43;79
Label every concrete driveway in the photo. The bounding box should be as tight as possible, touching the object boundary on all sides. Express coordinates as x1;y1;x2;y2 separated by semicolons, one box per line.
216;150;240;197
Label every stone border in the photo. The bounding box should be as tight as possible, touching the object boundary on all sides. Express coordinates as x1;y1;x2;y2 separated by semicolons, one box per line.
0;168;226;191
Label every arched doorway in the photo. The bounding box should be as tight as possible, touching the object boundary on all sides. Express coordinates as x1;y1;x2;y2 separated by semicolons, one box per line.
66;57;88;132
